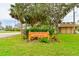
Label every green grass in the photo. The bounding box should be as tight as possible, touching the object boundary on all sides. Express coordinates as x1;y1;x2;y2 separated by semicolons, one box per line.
0;34;79;56
0;31;19;33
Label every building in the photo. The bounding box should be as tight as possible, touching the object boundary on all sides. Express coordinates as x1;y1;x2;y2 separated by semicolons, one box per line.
58;22;78;34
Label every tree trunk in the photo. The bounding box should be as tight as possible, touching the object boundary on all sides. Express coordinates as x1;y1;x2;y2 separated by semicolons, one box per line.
20;22;23;37
53;23;60;42
54;23;59;34
25;23;28;39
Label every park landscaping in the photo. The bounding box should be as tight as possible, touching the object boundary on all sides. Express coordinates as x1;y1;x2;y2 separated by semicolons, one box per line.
0;3;78;56
0;34;79;56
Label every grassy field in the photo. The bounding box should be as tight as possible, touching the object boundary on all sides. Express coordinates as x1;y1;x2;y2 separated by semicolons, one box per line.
0;34;79;56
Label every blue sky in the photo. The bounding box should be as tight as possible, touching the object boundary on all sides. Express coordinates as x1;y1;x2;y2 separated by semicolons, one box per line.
0;3;79;27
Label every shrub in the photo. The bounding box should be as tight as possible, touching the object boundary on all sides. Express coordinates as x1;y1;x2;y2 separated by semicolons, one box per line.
26;28;54;35
39;37;49;43
25;25;54;40
49;28;54;35
29;28;48;32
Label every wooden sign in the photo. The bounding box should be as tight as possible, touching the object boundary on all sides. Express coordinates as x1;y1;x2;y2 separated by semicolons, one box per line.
28;32;49;40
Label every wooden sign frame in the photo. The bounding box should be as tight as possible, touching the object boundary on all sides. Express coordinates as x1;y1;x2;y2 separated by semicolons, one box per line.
28;32;49;40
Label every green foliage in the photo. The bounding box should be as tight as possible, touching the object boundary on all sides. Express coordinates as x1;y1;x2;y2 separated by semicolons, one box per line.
5;26;20;31
49;27;54;35
29;28;48;32
39;37;49;43
10;3;77;35
26;27;54;36
25;24;54;36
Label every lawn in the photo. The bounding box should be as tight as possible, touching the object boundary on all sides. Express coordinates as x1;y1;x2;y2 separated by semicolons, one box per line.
0;30;19;33
0;34;79;56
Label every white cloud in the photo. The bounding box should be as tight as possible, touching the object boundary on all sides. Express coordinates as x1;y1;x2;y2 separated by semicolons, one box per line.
63;7;79;23
0;3;13;20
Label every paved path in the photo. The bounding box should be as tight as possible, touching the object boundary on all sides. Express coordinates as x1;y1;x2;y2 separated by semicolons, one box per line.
0;32;20;38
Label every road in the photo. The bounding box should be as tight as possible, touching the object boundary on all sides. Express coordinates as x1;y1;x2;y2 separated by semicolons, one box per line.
0;32;20;38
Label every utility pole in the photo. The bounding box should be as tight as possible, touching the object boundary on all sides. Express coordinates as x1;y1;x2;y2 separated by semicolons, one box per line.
73;7;75;34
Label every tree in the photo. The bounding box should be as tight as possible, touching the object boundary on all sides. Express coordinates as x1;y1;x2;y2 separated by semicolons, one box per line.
24;4;50;26
5;25;13;31
10;3;77;39
26;3;77;34
0;22;3;30
10;3;31;35
47;3;77;34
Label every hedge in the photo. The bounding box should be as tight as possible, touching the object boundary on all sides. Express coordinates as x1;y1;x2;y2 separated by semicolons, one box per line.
26;27;54;35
